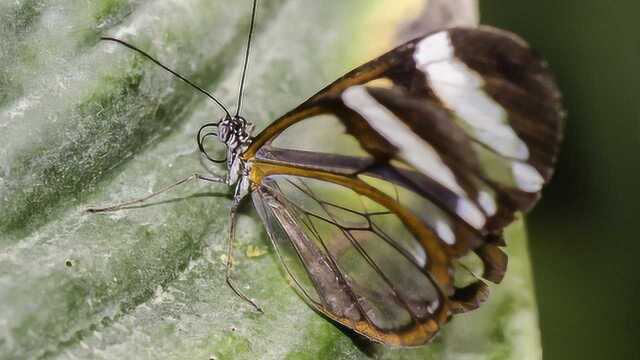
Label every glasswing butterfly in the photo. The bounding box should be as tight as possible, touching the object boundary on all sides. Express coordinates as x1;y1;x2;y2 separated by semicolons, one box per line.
90;0;563;347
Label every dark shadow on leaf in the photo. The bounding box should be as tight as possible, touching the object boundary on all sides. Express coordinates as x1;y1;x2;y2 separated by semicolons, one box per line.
340;327;381;358
303;308;381;358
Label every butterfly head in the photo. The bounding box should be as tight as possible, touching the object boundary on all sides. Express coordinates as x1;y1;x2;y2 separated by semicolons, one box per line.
217;115;253;151
197;114;254;184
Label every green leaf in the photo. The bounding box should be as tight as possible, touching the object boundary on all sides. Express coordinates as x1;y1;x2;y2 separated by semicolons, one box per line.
0;0;541;359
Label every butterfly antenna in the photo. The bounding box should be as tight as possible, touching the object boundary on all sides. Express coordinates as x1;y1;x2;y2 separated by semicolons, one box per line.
235;0;258;118
100;37;232;119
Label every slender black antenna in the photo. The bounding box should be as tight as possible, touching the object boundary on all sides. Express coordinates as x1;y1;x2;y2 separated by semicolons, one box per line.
100;37;232;118
235;0;258;118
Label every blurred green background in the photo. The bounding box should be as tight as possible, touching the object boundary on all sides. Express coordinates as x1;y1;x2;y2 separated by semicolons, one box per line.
482;1;640;359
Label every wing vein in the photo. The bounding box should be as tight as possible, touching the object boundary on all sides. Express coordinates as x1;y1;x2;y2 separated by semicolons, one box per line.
300;178;423;324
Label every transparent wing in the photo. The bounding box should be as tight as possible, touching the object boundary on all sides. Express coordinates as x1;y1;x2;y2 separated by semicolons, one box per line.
245;26;563;339
246;26;563;233
252;174;449;346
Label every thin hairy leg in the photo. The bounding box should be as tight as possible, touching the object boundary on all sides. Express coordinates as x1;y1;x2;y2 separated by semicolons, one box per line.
226;197;263;313
86;173;225;213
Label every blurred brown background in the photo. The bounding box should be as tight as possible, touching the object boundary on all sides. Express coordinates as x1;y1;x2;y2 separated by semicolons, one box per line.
482;1;640;359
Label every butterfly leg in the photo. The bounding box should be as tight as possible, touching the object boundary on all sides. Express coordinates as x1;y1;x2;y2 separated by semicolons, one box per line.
86;173;225;213
225;196;264;313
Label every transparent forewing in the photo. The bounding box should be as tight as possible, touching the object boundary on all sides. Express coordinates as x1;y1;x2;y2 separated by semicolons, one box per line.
247;26;563;234
252;175;447;346
270;113;371;159
246;26;562;335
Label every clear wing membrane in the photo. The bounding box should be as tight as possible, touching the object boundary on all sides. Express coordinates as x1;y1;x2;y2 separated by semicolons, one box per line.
245;26;563;345
248;26;563;233
252;175;447;345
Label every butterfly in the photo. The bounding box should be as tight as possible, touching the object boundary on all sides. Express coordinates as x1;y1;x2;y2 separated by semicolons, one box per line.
91;0;563;347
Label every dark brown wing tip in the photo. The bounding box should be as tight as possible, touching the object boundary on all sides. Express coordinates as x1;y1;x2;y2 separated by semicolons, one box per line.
476;244;509;284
